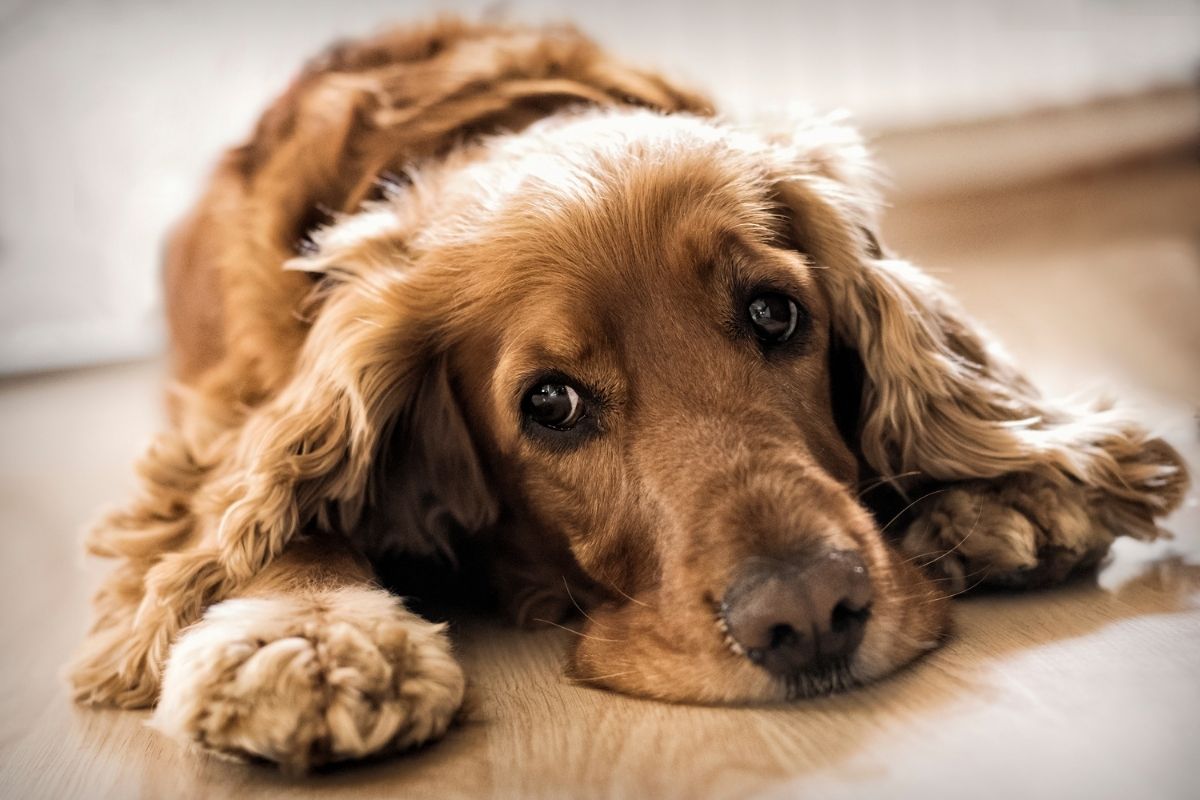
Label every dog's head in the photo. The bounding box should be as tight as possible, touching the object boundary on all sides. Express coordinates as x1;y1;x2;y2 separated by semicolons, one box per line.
411;111;955;702
226;109;1170;702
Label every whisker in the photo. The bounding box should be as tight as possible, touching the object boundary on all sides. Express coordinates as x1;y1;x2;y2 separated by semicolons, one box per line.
888;565;995;609
892;567;989;604
927;567;992;601
880;488;948;536
855;470;923;500
562;576;605;628
918;500;984;568
606;579;651;609
530;618;624;643
572;670;637;683
926;564;991;584
887;560;991;599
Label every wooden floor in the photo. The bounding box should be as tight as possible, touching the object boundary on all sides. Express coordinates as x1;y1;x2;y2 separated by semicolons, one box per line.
1;155;1198;799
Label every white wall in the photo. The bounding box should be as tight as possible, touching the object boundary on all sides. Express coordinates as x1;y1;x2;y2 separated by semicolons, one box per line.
1;0;1197;374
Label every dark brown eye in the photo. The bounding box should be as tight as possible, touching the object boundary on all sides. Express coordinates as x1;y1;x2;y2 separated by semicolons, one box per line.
523;383;584;430
747;293;799;343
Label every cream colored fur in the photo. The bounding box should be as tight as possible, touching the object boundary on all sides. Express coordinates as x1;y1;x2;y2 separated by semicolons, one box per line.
153;585;464;771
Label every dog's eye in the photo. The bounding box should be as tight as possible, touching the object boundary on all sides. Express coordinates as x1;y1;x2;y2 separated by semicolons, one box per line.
523;383;584;430
747;293;799;343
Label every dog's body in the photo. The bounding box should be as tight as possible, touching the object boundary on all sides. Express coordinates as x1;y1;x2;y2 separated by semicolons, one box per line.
71;19;1188;770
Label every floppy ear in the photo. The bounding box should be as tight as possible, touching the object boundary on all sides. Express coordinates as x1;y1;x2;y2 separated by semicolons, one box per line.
363;358;498;562
209;238;497;580
769;132;1188;544
73;210;500;706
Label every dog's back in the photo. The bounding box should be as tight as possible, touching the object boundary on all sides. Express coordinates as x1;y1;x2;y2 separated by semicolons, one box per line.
164;18;711;416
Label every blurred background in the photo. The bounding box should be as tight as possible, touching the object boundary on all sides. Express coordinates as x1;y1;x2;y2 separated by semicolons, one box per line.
2;4;1199;798
0;0;1197;374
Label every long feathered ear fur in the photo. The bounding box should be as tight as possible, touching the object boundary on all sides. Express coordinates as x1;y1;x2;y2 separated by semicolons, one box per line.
70;220;485;707
767;117;1188;560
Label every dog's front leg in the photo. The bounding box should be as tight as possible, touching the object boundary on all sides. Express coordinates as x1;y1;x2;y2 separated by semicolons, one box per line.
151;536;464;771
899;473;1110;591
899;437;1187;592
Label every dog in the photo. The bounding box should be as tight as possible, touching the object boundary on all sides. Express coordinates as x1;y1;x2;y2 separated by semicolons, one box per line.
69;18;1188;771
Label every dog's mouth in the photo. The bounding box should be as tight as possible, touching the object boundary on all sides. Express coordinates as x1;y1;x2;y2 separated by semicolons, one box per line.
779;660;860;700
566;543;946;705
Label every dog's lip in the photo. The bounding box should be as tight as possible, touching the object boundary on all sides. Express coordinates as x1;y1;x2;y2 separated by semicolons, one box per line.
779;660;859;699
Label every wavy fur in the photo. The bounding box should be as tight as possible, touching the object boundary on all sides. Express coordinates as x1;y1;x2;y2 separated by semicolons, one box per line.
70;18;1188;768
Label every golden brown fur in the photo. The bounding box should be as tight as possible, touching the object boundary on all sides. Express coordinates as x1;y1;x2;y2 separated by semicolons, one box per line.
71;18;1189;769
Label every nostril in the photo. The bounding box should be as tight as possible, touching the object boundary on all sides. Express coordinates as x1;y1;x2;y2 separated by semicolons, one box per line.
829;600;871;635
767;623;799;650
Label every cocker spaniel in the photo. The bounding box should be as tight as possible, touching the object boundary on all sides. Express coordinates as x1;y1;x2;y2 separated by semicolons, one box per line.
70;19;1188;770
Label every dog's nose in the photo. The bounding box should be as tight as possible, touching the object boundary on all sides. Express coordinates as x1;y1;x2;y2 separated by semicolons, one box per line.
721;550;873;675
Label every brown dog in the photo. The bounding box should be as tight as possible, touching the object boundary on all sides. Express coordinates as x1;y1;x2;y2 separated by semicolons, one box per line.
70;19;1188;770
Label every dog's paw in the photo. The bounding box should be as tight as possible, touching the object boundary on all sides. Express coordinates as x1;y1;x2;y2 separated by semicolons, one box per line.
900;474;1115;593
152;586;464;771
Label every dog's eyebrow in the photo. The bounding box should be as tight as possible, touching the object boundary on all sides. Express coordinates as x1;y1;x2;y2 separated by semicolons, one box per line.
692;226;809;278
722;240;817;303
671;227;753;282
500;338;602;399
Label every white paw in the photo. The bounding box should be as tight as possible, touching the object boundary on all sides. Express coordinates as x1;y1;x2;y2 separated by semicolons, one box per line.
152;586;465;771
901;474;1112;592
